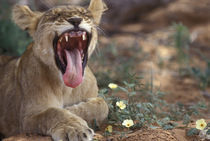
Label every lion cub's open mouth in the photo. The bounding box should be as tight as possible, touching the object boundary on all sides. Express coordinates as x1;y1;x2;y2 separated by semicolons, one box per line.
53;29;90;88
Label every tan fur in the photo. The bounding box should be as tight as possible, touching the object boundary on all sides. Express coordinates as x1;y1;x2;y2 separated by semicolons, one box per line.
0;0;108;141
12;5;42;37
88;0;107;24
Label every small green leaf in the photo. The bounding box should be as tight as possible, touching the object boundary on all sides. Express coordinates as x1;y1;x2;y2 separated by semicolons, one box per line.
136;103;142;108
150;125;159;129
162;124;175;130
207;129;210;135
129;91;136;96
99;88;108;95
136;113;144;118
118;86;129;93
187;128;199;136
207;122;210;127
183;114;190;125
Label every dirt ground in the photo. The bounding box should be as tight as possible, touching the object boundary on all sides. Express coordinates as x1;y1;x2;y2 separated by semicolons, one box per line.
94;0;210;139
1;127;205;141
94;29;210;141
1;129;191;141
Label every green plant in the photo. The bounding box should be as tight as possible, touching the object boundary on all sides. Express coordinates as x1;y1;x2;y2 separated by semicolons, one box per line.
172;23;190;67
0;19;32;56
187;121;210;140
99;74;206;136
168;102;206;126
0;0;32;56
90;41;145;88
187;128;200;136
171;23;210;90
191;60;210;90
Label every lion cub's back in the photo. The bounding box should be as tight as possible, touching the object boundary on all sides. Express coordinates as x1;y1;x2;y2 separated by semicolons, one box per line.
0;56;21;136
0;55;18;66
0;55;19;93
0;55;18;82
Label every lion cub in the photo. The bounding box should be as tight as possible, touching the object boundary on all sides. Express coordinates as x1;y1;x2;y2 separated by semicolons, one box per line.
0;0;108;141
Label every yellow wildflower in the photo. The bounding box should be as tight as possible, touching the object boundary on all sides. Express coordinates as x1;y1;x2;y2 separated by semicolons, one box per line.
105;125;113;133
196;119;207;130
116;101;126;110
108;83;118;89
122;119;134;128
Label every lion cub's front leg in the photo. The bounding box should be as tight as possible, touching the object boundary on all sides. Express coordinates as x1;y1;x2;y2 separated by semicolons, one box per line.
23;108;94;141
66;97;108;125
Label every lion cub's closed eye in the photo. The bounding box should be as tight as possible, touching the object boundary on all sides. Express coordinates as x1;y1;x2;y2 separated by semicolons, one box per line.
0;0;108;141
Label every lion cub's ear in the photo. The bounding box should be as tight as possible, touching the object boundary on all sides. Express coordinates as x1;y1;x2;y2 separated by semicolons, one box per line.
88;0;107;25
12;5;42;37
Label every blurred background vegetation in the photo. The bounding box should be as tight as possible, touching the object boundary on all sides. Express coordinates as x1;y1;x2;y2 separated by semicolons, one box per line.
0;0;32;56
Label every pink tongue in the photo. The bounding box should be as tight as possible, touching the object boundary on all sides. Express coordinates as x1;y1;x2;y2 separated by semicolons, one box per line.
63;49;83;88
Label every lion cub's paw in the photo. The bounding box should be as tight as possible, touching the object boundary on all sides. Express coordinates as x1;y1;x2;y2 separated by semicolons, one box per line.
51;122;94;141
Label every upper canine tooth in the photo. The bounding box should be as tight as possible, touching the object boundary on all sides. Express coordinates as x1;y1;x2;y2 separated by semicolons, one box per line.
65;35;68;42
82;33;86;41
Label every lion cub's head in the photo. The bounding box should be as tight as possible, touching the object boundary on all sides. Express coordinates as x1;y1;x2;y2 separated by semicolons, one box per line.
12;0;106;88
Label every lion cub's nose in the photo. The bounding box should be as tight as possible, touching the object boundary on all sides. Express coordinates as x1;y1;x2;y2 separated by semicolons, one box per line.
67;18;82;28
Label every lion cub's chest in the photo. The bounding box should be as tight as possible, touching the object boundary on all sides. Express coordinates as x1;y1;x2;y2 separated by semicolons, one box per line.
61;66;98;107
62;83;88;107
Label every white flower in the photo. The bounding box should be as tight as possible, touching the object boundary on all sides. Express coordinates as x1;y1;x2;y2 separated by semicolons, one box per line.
196;119;207;130
108;83;118;89
116;101;126;110
122;119;134;128
105;125;113;133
